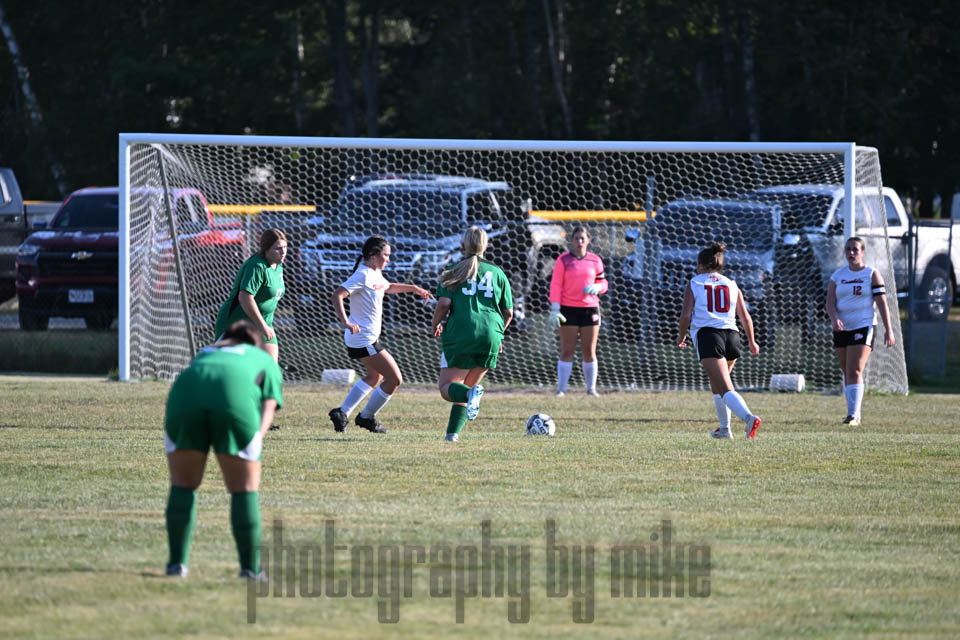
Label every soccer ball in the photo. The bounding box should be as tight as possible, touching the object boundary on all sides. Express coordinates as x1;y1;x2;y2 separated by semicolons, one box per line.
525;413;556;436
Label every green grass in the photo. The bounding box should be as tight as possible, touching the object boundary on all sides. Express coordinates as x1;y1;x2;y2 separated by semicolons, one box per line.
1;379;959;638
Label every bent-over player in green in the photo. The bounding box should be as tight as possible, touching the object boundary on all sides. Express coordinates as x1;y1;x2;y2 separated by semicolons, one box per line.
431;226;513;442
163;320;283;579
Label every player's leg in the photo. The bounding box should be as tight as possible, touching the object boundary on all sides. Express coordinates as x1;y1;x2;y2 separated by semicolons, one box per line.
217;454;264;577
329;345;382;432
843;344;871;423
702;357;760;438
263;342;279;364
439;366;470;440
556;324;579;395
579;324;600;395
165;449;207;576
354;350;401;433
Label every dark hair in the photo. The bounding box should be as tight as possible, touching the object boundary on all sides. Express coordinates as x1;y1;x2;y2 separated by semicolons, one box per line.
259;228;288;256
570;226;591;239
222;320;263;348
697;242;726;272
353;235;391;271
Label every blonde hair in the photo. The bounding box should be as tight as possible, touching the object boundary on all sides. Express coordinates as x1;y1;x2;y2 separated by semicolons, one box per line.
440;226;488;289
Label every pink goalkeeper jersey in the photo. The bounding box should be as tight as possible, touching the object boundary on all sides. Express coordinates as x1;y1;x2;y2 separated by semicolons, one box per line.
549;251;608;308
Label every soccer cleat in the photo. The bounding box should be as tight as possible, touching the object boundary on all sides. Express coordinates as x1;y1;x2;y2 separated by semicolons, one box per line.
711;428;733;439
329;408;348;433
843;415;861;426
746;416;761;439
555;390;565;397
239;569;269;582
444;433;459;442
268;424;281;431
466;384;484;420
586;388;600;397
355;414;388;433
165;563;188;578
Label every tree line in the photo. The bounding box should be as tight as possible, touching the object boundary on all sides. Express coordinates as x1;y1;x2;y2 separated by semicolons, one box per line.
0;0;957;215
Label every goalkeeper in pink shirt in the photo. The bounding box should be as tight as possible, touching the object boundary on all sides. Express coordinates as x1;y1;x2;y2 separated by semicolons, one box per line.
548;226;608;396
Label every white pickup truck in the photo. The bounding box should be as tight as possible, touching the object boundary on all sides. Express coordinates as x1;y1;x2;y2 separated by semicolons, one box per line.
752;184;959;321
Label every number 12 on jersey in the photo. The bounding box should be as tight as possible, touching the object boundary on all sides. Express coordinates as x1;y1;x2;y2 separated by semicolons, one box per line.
704;284;730;312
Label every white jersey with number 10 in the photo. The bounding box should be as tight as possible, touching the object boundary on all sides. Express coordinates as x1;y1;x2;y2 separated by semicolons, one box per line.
689;271;740;337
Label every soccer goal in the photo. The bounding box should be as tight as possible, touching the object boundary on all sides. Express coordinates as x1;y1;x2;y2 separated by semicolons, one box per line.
119;135;908;394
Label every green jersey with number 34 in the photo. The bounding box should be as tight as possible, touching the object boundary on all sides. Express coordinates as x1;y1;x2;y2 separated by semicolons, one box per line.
436;259;513;355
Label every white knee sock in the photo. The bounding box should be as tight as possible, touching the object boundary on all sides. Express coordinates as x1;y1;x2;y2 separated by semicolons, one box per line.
360;386;392;419
713;394;731;429
845;383;864;419
341;380;373;416
557;360;573;393
722;390;753;424
582;361;598;392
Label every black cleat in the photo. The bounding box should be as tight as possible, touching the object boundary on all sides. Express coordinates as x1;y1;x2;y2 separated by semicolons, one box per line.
355;414;387;433
268;424;281;431
329;408;348;432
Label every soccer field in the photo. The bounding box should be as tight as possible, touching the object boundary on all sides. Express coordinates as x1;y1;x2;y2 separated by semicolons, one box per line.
1;378;959;638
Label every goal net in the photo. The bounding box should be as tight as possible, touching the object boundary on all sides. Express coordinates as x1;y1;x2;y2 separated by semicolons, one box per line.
120;136;908;394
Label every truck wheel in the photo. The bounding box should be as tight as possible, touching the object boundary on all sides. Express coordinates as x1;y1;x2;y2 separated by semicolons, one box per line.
19;308;49;331
917;266;952;322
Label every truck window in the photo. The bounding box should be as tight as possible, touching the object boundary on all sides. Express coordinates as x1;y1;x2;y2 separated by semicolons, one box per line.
52;194;119;230
884;196;902;227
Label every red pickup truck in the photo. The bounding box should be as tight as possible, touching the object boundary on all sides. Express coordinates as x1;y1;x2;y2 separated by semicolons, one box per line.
15;186;244;330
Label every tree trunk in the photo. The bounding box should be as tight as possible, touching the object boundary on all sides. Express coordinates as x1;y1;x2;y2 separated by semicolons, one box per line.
737;1;760;141
359;8;380;137
542;0;573;138
0;1;68;196
291;8;305;135
523;0;546;135
325;0;356;136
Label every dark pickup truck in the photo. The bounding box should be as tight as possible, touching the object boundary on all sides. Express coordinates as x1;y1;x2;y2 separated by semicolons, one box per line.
15;186;244;330
0;168;60;302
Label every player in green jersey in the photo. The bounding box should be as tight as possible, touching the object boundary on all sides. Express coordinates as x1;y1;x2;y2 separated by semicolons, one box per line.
163;320;284;579
214;229;288;364
431;226;513;442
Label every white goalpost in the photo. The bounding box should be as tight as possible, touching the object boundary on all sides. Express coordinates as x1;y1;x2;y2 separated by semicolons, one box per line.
118;134;908;394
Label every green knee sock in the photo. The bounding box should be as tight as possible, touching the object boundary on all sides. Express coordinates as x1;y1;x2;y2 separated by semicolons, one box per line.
448;382;470;403
446;404;469;436
166;485;197;566
230;491;262;573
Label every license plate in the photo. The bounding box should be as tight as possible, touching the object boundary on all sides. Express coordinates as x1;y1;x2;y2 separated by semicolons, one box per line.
68;289;94;303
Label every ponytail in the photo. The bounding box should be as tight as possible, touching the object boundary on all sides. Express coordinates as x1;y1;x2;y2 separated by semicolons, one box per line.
440;226;488;289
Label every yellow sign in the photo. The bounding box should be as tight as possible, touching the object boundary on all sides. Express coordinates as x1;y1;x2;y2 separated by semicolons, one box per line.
530;210;649;221
208;204;317;215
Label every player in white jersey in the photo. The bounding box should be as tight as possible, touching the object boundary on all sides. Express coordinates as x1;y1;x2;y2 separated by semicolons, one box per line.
676;242;762;439
328;236;434;434
825;236;895;426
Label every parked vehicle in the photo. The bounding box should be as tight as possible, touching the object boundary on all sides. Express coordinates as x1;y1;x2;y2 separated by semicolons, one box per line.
750;185;960;322
0;168;61;302
15;187;244;331
295;174;567;330
617;199;781;351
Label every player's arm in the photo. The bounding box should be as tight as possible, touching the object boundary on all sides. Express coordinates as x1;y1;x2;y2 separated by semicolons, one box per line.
549;255;565;305
432;296;452;337
735;290;760;355
238;291;274;342
871;269;895;347
826;280;842;331
331;286;359;334
584;258;608;295
258;399;279;438
385;282;435;301
676;283;694;347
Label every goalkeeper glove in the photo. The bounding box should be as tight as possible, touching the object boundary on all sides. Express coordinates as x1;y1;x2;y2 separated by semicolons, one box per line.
549;302;566;327
583;283;602;295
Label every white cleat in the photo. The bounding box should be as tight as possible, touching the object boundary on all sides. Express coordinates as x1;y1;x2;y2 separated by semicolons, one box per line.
444;433;459;442
711;428;733;439
586;388;600;397
466;384;484;420
555;390;566;397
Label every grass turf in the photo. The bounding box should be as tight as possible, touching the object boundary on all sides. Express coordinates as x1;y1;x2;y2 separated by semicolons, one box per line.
1;378;958;638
